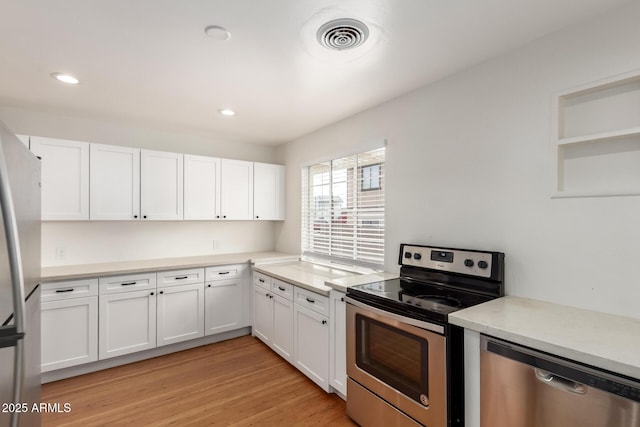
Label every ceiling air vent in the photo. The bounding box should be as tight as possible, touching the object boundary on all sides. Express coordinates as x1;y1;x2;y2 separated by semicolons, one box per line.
317;18;369;51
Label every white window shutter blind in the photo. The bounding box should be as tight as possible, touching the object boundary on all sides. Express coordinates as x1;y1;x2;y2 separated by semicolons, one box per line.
301;148;385;269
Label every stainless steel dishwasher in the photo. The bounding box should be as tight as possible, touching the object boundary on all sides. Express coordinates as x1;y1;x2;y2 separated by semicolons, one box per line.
480;335;640;427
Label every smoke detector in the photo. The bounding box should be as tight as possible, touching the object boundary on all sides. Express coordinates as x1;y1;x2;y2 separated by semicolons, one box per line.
317;18;369;51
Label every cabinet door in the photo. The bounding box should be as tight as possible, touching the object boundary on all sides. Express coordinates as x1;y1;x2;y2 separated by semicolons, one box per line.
140;149;184;220
252;285;273;345
99;290;156;359
294;304;330;391
253;162;285;220
329;291;347;396
204;279;242;335
220;159;253;220
157;283;205;346
41;296;98;372
30;136;89;220
272;294;294;363
90;143;140;220
184;155;220;220
16;134;29;148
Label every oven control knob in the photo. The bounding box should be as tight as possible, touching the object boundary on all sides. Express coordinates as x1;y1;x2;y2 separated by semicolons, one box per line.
404;252;412;259
478;260;489;269
413;253;422;260
464;259;474;267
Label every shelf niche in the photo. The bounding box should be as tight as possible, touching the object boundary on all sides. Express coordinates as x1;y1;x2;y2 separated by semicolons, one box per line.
554;70;640;198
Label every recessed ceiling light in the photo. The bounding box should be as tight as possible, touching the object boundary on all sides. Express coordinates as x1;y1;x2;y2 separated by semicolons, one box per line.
218;109;236;117
50;73;79;85
205;25;231;41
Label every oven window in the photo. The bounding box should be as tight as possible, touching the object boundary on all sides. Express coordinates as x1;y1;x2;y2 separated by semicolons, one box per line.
355;314;429;402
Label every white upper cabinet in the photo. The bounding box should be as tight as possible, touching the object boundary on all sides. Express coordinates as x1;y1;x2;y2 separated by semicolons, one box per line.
220;159;254;220
16;134;29;148
253;162;285;220
30;136;89;220
184;155;221;220
140;149;184;220
90;144;141;220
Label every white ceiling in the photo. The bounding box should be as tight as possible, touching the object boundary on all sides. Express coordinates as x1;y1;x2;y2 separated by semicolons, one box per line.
0;0;630;146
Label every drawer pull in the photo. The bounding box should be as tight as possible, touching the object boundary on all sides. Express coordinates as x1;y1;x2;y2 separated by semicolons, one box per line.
322;320;327;325
306;297;315;303
278;286;286;291
175;276;188;280
55;288;74;293
121;282;137;286
218;271;230;275
341;297;344;302
259;278;265;283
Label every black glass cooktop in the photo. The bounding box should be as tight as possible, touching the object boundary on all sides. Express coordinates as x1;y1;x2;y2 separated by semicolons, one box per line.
347;277;494;324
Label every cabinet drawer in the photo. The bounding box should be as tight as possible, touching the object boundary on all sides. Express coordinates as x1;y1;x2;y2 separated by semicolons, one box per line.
271;279;294;301
253;272;271;290
42;278;98;302
157;268;205;288
99;273;156;294
294;287;329;317
206;265;242;282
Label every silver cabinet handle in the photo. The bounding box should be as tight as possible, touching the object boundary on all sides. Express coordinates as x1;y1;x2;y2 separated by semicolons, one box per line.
535;369;587;395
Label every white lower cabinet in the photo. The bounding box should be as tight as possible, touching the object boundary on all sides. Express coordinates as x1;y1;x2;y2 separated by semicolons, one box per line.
157;282;205;346
98;272;157;359
252;273;294;363
272;294;294;362
41;279;99;372
204;265;247;335
99;289;157;359
253;284;274;344
329;290;347;397
205;279;242;335
253;272;333;392
43;263;249;374
293;303;330;392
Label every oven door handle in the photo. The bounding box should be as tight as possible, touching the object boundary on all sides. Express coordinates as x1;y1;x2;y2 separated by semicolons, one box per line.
345;296;445;335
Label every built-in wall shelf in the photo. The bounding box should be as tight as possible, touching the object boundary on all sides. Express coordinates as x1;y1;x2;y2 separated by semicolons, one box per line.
553;69;640;198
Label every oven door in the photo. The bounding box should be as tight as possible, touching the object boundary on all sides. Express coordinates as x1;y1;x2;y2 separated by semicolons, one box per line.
346;297;447;427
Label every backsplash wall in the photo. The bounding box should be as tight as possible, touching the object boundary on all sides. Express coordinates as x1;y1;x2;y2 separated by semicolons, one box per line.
41;221;276;266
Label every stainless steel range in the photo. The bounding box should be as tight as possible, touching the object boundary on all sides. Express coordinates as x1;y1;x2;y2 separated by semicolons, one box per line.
346;243;505;427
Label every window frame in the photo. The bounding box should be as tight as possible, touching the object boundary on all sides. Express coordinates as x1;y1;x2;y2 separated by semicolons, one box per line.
301;148;385;270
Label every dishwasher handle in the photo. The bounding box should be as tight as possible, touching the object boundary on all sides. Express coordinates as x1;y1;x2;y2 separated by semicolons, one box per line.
535;368;587;395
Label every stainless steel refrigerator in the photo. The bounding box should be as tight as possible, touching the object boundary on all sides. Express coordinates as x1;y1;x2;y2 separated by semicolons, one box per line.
0;121;41;427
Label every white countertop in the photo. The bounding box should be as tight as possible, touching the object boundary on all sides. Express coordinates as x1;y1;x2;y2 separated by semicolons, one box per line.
449;296;640;380
252;261;362;296
41;252;300;281
325;272;399;293
253;261;398;295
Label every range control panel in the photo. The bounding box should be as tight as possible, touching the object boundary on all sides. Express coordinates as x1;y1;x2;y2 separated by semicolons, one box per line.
400;244;495;279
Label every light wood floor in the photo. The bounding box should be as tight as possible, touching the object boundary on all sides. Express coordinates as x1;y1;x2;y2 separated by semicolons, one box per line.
42;335;357;426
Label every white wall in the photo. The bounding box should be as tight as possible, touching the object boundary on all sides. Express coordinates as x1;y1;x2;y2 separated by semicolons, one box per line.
41;221;275;266
276;4;640;425
0;105;279;266
277;1;640;320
